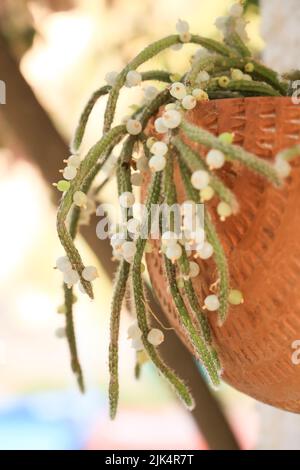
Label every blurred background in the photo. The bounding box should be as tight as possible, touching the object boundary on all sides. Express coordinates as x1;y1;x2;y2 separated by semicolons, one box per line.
0;0;299;451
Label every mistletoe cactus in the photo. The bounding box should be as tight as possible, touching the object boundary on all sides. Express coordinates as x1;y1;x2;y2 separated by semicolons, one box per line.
54;2;298;417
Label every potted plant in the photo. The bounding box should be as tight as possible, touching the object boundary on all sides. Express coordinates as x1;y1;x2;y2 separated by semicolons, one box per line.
55;2;300;417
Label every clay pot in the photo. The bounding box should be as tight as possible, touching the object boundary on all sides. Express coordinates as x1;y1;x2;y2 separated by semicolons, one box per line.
145;97;300;413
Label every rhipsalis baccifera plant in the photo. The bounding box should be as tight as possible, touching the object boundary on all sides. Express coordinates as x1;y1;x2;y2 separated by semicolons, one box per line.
54;2;299;417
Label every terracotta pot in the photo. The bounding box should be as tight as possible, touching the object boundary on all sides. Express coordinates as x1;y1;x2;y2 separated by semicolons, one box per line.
145;97;300;413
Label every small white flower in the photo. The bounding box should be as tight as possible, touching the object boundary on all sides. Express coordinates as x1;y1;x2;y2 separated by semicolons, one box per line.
191;170;210;190
170;82;187;100
147;328;164;346
274;156;291;179
154;117;168;134
119;191;135;208
176;19;190;34
63;166;77;181
63;269;80;288
204;294;220;311
162;109;182;129
82;265;98;282
126;119;142;135
56;256;72;273
149;155;166;172
150;141;168;156
144;85;158;100
189;261;200;278
105;71;118;86
126;70;142;87
206;149;225;169
73;191;88;208
196;241;213;260
182;95;197;110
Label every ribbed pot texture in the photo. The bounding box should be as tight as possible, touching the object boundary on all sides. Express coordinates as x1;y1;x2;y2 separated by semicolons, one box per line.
145;97;300;413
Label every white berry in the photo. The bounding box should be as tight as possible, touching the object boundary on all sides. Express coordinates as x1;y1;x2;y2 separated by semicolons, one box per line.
126;70;142;87
73;191;87;208
119;192;135;208
170;82;187;100
274;157;291;179
180;32;191;43
105;71;118;86
189;261;200;278
63;269;79;288
162;109;182;129
131;337;144;351
217;201;232;221
121;241;137;259
176;19;189;34
182;95;197;110
67;155;81;168
147;328;164;346
196;241;213;259
149;155;166;172
144;86;158;100
204;294;220;311
63;166;77;181
127;322;142;340
206;149;225;169
150;141;168;156
126;119;142;135
82;265;98;282
191;170;210;190
154;117;168;134
56;256;72;273
166;243;182;261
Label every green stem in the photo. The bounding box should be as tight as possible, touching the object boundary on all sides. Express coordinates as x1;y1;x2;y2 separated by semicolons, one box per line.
173;136;238;211
180;120;281;186
109;260;130;419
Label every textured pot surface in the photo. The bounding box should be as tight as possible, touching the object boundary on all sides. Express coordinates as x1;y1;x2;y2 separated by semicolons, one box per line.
146;97;300;413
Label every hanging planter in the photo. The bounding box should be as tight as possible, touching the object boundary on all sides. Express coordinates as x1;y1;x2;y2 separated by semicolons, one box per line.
54;3;300;417
145;96;300;413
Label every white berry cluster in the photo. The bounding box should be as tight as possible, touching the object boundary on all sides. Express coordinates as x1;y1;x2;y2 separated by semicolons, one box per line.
56;256;98;291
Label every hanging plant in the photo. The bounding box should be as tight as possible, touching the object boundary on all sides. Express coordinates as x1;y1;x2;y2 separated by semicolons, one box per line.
55;2;300;416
